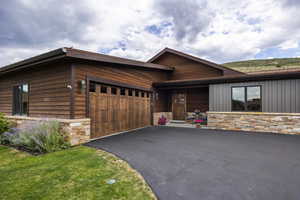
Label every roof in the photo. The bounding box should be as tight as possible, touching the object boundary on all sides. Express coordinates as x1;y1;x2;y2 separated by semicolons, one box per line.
153;69;300;88
0;47;173;74
147;47;244;75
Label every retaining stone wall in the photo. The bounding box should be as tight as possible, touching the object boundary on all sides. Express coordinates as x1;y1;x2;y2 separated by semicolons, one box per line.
6;116;91;145
207;112;300;135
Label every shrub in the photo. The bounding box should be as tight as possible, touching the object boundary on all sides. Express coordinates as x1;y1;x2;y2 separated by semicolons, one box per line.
0;113;10;134
0;129;20;145
2;120;70;153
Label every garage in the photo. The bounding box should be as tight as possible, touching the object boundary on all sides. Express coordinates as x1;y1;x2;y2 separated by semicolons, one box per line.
89;82;152;139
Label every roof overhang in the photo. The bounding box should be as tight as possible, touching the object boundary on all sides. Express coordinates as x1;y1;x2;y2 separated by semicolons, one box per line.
148;47;244;75
153;70;300;89
0;48;174;75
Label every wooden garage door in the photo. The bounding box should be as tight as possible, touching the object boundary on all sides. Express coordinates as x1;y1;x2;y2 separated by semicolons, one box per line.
89;84;152;139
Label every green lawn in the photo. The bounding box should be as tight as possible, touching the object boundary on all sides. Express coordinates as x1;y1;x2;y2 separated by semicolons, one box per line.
0;145;156;200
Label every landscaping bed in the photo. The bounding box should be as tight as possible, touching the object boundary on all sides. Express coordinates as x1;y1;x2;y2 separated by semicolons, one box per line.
0;145;156;200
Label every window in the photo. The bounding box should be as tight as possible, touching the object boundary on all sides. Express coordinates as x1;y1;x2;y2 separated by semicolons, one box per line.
111;87;117;95
120;88;126;95
232;87;246;111
141;92;145;97
246;86;261;111
135;90;139;97
128;89;133;96
232;86;261;112
13;84;29;115
89;82;96;92
101;86;107;93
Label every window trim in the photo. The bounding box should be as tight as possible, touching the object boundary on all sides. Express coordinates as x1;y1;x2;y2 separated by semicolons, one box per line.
12;83;29;116
231;85;262;112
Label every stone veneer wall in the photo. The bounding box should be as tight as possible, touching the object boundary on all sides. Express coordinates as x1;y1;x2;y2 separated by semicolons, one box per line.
6;116;91;145
153;112;173;125
207;112;300;135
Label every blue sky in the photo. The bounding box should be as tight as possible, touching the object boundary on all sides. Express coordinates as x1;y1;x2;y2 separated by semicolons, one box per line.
0;0;300;67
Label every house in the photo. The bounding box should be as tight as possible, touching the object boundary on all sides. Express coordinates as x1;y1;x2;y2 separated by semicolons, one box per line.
1;47;300;145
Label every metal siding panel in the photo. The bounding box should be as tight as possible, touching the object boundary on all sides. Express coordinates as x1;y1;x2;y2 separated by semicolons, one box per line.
219;84;223;111
295;80;300;113
226;85;230;111
277;80;282;113
280;80;285;112
262;81;267;112
272;81;278;112
291;80;296;112
212;85;217;111
284;80;289;112
213;85;217;111
224;85;227;111
283;80;287;112
286;80;290;112
209;85;212;111
286;80;291;112
208;79;300;113
219;85;222;111
268;81;272;112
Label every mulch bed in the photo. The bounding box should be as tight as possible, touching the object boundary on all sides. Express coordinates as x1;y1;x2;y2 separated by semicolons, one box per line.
1;143;42;156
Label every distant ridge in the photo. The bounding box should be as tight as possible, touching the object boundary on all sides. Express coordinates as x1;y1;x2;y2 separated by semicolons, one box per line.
222;57;300;73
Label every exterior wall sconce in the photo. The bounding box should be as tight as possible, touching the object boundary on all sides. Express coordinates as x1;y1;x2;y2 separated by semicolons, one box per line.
79;80;86;93
155;92;159;100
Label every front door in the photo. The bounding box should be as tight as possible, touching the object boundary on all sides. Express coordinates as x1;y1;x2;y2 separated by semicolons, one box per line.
172;92;186;120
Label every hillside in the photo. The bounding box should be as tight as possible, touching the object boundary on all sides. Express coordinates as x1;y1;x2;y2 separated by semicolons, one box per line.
222;58;300;73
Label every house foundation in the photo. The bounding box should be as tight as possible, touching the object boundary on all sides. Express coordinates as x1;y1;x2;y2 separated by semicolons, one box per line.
207;112;300;135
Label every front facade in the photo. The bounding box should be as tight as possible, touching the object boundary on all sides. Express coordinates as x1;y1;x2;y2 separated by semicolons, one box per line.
1;47;300;144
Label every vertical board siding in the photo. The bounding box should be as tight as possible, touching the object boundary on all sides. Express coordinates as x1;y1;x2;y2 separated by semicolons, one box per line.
0;63;71;118
89;85;151;139
209;79;300;113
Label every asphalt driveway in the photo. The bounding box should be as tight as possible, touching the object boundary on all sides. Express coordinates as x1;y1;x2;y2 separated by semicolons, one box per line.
86;127;300;200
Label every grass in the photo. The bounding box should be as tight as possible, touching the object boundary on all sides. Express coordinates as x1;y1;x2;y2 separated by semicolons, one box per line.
0;145;156;200
223;57;300;73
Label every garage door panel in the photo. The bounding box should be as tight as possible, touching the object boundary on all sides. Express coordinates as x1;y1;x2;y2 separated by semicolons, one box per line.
89;84;151;139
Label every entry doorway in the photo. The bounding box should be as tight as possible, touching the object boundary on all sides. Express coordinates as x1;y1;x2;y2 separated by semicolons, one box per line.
172;92;186;120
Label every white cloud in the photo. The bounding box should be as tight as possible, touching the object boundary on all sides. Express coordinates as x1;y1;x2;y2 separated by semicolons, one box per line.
278;40;299;50
1;0;300;67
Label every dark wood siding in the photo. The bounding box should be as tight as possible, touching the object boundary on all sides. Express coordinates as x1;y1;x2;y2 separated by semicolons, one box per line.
0;62;71;118
152;52;223;80
73;62;169;118
155;90;171;112
186;87;209;112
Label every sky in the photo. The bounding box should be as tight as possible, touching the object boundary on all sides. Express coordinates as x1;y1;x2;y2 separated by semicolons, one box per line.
1;0;300;67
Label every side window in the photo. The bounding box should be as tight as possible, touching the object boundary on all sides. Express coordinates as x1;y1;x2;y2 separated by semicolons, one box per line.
231;86;261;112
246;86;261;111
13;83;29;115
232;87;246;111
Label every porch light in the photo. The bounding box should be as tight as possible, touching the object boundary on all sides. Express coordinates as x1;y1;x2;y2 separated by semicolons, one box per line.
79;80;86;93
